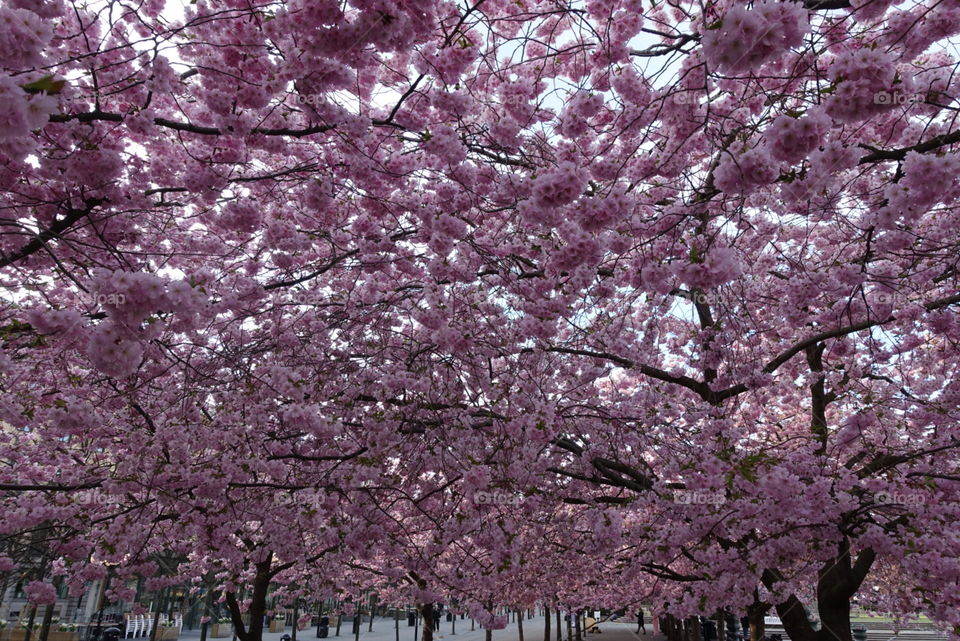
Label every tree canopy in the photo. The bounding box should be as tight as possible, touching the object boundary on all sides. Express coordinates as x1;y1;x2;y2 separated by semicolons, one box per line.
1;1;959;640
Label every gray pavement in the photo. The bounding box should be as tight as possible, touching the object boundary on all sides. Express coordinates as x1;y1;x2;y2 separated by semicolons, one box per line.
177;616;668;641
765;625;948;641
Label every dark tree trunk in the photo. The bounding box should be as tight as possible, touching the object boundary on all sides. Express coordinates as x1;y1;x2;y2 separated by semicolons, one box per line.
150;602;163;641
226;558;272;641
817;602;851;641
517;612;524;641
23;605;38;641
555;610;561;641
814;542;867;641
544;608;551;641
369;595;376;632
200;586;215;641
292;602;299;641
0;573;8;619
318;601;324;639
37;602;55;641
763;540;875;641
417;605;434;641
746;600;768;641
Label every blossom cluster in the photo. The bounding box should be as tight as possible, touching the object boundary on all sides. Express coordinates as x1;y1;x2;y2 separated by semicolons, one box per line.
701;0;809;75
0;7;52;69
714;146;780;195
0;2;62;160
764;108;832;163
825;48;911;123
558;91;604;138
716;107;832;194
76;271;207;377
875;151;960;228
522;162;588;226
0;75;57;160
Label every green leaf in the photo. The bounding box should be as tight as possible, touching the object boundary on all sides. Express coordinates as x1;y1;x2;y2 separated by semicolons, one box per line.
20;75;67;95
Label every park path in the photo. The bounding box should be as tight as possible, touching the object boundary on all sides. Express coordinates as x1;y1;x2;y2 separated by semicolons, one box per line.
177;615;669;641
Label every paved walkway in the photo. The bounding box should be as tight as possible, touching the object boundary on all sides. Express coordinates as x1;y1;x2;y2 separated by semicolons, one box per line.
178;616;668;641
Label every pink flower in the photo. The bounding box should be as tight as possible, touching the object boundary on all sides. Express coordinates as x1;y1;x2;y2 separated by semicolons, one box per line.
714;146;779;194
86;322;143;378
824;48;913;123
0;75;34;141
558;91;604;138
701;0;809;75
424;125;466;165
0;7;53;69
764;108;831;163
24;581;57;606
220;200;263;233
530;162;587;209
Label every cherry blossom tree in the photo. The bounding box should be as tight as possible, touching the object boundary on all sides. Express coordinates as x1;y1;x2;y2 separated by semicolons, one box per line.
2;1;960;641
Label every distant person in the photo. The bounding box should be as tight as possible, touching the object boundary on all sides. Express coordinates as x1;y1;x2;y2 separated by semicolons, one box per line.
637;609;646;635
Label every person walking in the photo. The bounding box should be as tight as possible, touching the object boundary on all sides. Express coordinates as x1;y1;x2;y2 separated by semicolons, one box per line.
637;609;647;635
